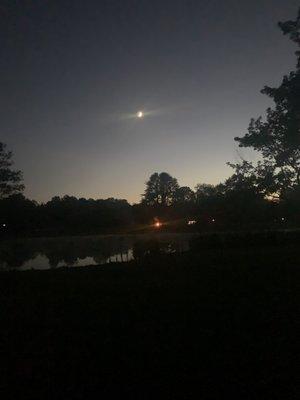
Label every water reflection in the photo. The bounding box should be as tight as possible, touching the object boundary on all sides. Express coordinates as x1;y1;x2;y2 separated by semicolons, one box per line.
0;234;193;270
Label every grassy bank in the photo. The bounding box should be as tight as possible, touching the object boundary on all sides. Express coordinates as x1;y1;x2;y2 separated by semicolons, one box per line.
1;247;299;399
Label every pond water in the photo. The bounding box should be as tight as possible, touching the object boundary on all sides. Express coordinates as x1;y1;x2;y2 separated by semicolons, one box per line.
0;233;196;271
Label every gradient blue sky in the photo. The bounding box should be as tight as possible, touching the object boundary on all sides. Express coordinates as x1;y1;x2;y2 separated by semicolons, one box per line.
1;0;299;203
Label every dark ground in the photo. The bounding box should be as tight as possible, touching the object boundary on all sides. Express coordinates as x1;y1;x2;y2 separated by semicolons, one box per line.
0;246;299;399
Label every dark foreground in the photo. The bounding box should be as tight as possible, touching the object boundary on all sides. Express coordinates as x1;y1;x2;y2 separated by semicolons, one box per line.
1;246;299;399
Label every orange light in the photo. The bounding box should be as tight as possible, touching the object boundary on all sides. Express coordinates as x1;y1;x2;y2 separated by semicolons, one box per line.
155;221;161;228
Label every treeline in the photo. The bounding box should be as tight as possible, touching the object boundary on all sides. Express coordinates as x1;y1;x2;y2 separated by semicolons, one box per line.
0;180;299;237
135;170;300;231
0;195;132;236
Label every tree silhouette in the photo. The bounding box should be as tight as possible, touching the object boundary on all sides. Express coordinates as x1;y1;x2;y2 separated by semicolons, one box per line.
143;172;179;206
234;8;300;197
222;161;274;198
173;186;195;203
279;8;300;67
195;183;221;200
0;142;24;198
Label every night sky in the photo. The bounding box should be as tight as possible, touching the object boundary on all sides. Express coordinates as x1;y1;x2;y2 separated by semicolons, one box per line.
1;0;299;203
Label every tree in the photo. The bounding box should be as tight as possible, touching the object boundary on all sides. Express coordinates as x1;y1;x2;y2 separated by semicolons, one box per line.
234;9;300;197
142;172;179;206
279;8;300;67
195;183;221;200
221;161;275;198
142;173;160;205
173;186;195;203
0;142;24;198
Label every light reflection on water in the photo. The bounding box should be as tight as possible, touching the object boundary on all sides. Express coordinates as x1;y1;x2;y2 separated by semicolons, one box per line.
0;234;194;271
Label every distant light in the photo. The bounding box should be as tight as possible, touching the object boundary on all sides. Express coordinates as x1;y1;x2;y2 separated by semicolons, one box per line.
137;111;144;118
155;221;161;228
211;219;215;223
2;223;6;227
281;217;285;221
188;220;197;225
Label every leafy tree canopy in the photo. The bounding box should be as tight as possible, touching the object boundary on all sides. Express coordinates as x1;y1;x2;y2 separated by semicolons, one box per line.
142;172;179;206
173;186;195;203
0;142;24;198
234;8;300;196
